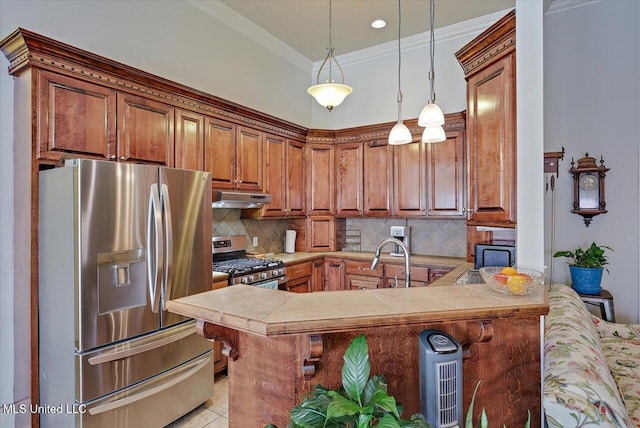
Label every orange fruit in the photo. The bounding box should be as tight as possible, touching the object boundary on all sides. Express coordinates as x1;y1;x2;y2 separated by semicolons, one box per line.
493;273;508;284
507;274;531;295
500;267;518;276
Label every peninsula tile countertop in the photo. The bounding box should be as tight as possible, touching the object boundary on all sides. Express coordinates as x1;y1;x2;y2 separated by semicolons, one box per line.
167;282;548;337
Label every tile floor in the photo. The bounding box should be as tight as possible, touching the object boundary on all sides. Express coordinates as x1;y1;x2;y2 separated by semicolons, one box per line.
165;377;228;428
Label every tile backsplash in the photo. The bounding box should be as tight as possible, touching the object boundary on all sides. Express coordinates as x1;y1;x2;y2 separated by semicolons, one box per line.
212;209;290;254
344;218;466;257
213;209;466;258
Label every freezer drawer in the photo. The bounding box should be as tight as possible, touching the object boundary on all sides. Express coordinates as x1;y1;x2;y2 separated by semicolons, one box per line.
42;351;214;427
77;321;211;402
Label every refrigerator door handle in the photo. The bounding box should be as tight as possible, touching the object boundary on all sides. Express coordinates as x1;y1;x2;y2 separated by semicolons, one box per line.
160;183;173;310
87;325;196;366
147;183;164;313
87;353;211;416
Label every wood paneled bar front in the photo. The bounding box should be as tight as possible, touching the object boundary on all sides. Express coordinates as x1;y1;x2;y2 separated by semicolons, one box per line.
167;284;548;428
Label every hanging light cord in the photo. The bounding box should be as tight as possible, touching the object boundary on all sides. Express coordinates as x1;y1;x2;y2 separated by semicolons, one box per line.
328;0;333;82
428;0;436;104
315;0;346;85
396;0;403;123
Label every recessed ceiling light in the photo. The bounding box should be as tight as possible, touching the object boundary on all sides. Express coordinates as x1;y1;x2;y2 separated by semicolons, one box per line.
371;19;386;29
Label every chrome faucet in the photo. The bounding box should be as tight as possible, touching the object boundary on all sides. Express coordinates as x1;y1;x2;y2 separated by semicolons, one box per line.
370;238;411;288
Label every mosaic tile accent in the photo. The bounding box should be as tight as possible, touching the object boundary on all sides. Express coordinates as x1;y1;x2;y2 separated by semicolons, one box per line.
212;209;290;254
345;218;466;257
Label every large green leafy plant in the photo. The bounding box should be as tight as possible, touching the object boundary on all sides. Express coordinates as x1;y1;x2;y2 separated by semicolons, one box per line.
267;334;429;428
553;242;612;271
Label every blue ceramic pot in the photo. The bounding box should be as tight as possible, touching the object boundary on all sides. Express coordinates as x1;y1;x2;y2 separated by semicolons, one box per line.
569;266;603;295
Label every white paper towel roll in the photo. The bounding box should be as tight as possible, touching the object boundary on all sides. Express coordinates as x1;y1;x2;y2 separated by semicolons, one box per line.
285;230;296;254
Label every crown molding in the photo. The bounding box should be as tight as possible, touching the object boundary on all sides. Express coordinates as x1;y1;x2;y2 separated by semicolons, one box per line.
186;1;516;75
545;0;604;15
314;8;515;72
185;0;313;72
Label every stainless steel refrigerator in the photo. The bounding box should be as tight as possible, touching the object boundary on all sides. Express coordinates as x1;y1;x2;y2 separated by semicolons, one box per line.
38;159;213;427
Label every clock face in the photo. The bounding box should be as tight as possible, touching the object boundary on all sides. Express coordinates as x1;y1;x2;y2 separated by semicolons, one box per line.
579;174;598;190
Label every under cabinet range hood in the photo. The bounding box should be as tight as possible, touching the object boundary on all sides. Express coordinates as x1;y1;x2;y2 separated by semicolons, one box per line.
212;190;272;209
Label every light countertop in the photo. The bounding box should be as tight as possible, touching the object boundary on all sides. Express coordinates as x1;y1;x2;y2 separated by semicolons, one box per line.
168;281;548;337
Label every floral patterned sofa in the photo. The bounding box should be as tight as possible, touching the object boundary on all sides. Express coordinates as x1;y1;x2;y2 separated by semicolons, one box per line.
543;284;640;427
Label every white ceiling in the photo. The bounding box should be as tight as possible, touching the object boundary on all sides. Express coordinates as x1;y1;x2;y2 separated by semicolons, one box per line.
218;0;515;62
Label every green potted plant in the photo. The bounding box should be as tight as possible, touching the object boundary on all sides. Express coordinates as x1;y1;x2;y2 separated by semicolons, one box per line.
266;334;429;428
553;242;612;295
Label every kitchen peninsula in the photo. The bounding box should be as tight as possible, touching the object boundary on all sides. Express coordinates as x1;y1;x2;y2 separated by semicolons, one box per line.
167;270;548;427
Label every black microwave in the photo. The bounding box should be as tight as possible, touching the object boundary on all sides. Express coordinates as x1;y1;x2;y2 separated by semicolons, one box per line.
474;240;516;269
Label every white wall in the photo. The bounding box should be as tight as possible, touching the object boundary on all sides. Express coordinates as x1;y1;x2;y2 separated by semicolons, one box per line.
0;0;548;424
544;0;640;323
0;0;311;424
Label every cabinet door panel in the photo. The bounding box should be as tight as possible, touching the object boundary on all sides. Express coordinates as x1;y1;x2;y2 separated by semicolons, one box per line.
306;144;335;214
38;71;116;161
263;134;286;216
394;142;426;217
307;216;336;251
336;144;362;216
175;109;204;171
323;259;345;291
287;140;306;216
363;142;392;216
427;130;465;218
467;54;516;224
237;127;263;190
207;118;236;188
117;93;174;165
346;275;380;290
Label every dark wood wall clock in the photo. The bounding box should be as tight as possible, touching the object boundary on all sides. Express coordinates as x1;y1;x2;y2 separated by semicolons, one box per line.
570;153;609;226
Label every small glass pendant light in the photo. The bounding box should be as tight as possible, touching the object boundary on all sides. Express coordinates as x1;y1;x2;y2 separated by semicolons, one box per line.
388;0;412;145
419;0;446;142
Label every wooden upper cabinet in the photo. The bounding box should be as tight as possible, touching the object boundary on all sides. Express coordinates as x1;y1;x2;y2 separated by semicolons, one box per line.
466;55;515;224
117;93;174;165
456;10;516;226
286;140;306;216
306;143;335;215
393;141;426;217
236;126;263;190
175;109;204;171
426;130;466;218
335;143;363;216
263;134;286;215
363;141;392;217
262;135;304;217
37;70;116;161
207;117;237;188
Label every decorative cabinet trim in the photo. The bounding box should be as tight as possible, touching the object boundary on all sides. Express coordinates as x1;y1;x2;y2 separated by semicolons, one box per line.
306;113;466;145
454;10;516;78
0;28;307;142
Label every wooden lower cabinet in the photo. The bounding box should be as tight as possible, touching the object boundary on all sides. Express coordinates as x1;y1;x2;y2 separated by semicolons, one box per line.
323;258;345;291
312;259;324;292
285;261;313;293
428;266;455;283
384;264;430;288
344;259;383;290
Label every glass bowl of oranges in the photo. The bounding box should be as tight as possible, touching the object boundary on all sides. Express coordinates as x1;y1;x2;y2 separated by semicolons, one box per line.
479;266;544;296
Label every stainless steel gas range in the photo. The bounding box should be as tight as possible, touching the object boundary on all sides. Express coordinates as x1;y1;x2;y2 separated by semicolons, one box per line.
213;235;287;288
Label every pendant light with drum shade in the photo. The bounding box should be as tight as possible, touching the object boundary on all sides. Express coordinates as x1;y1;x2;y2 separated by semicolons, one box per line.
388;0;412;145
419;0;446;143
307;0;352;111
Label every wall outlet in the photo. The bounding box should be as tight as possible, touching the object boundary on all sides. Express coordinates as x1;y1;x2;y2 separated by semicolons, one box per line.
252;236;259;247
